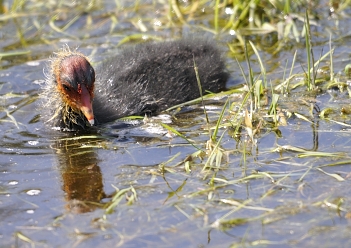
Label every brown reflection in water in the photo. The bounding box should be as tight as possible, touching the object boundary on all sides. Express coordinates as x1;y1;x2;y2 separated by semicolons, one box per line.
54;136;106;213
311;120;319;151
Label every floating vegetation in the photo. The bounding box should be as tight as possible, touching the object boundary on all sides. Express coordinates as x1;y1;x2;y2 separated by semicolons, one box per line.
1;0;351;247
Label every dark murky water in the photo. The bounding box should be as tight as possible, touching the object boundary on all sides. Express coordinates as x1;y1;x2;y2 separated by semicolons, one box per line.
2;0;351;247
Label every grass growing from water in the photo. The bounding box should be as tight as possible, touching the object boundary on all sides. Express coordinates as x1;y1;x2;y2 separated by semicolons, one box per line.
2;0;351;247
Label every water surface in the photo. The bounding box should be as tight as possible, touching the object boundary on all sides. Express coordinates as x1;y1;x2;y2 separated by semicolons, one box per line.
1;0;351;247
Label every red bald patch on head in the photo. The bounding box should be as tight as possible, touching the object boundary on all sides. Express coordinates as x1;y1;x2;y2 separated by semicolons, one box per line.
60;56;92;81
54;53;96;125
58;55;95;90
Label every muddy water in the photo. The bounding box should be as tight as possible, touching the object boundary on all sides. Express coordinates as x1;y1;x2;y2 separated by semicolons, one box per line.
1;1;351;247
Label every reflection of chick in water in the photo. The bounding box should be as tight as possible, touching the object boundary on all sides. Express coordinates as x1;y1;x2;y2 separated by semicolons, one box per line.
54;137;105;213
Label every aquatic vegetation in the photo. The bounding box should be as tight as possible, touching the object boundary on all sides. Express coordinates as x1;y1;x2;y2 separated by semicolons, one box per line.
1;0;351;247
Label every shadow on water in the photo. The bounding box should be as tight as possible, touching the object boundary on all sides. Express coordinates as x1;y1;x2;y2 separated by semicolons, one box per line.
53;136;106;213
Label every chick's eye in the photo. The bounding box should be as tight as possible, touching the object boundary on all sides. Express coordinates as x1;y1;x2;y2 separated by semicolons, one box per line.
62;84;71;92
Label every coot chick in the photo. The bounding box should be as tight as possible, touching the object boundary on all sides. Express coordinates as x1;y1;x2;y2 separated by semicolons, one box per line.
43;38;229;131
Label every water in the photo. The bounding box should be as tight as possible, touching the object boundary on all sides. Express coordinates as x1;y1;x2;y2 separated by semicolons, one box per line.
1;0;351;247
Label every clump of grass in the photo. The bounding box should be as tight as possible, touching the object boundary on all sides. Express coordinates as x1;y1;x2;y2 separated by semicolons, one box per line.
104;185;137;215
304;10;316;91
157;2;349;186
4;0;351;247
